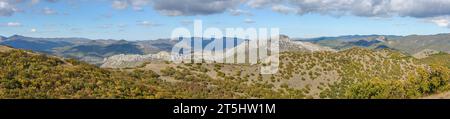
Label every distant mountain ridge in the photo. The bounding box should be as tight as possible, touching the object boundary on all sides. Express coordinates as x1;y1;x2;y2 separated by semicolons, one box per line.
297;35;401;42
297;33;450;55
2;33;450;66
0;35;6;41
389;34;450;54
0;35;177;65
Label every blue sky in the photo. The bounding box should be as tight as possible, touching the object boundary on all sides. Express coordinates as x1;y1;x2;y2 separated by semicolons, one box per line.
1;0;450;40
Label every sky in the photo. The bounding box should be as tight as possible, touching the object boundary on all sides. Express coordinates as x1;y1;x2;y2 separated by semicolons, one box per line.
1;0;450;40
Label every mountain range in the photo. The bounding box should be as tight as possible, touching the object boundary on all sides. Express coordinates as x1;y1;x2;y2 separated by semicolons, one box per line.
0;35;177;65
1;33;450;66
297;34;450;55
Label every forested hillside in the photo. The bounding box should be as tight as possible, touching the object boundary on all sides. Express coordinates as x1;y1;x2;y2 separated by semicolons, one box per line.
0;45;448;99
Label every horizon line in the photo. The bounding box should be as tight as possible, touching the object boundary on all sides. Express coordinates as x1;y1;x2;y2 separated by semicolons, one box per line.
2;32;450;41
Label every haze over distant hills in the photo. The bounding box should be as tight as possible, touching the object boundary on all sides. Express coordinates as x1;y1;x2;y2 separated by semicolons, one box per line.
0;35;177;65
297;33;450;55
1;33;450;66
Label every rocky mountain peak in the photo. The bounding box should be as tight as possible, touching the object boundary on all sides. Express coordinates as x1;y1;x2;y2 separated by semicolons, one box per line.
375;36;388;42
7;34;27;40
279;34;291;42
0;36;6;41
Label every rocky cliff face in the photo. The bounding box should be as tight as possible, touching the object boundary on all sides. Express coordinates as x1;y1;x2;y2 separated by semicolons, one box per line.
101;51;171;68
279;35;336;52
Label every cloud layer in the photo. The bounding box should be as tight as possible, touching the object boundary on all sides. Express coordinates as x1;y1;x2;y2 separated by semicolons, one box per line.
0;0;18;16
152;0;242;16
246;0;450;18
246;0;450;27
2;0;450;28
2;0;450;18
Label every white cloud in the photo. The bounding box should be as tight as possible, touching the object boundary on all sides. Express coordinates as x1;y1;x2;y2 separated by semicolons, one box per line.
0;22;21;27
31;0;60;4
247;0;282;8
180;20;194;25
30;28;37;32
98;24;112;29
152;0;242;16
42;7;57;15
271;4;296;14
137;21;160;27
112;0;150;11
229;9;253;16
431;19;449;27
138;21;151;26
118;24;128;28
0;0;18;16
428;17;450;28
0;0;60;16
6;22;21;27
254;0;450;18
31;0;40;5
245;0;450;28
244;18;255;24
129;0;150;11
2;0;450;29
112;0;128;10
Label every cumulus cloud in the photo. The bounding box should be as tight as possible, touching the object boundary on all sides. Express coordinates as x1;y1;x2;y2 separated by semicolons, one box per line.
248;0;450;18
152;0;242;16
1;22;21;27
0;0;60;16
229;9;253;16
3;0;450;29
6;22;21;26
271;4;296;14
245;0;450;28
118;24;128;28
285;0;393;17
30;28;37;32
180;20;194;25
137;21;160;27
98;24;113;29
112;0;150;11
247;0;283;8
428;17;450;28
431;19;449;27
32;0;58;4
31;0;40;4
42;7;57;15
129;0;150;11
0;0;19;16
244;18;255;23
112;0;128;10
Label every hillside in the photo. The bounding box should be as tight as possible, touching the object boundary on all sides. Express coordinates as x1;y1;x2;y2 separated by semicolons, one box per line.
419;52;450;68
389;34;450;54
299;33;450;55
299;35;397;50
101;35;335;68
1;45;448;99
0;46;304;98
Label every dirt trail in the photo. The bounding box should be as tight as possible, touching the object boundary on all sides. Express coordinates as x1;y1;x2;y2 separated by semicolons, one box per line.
422;92;450;99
